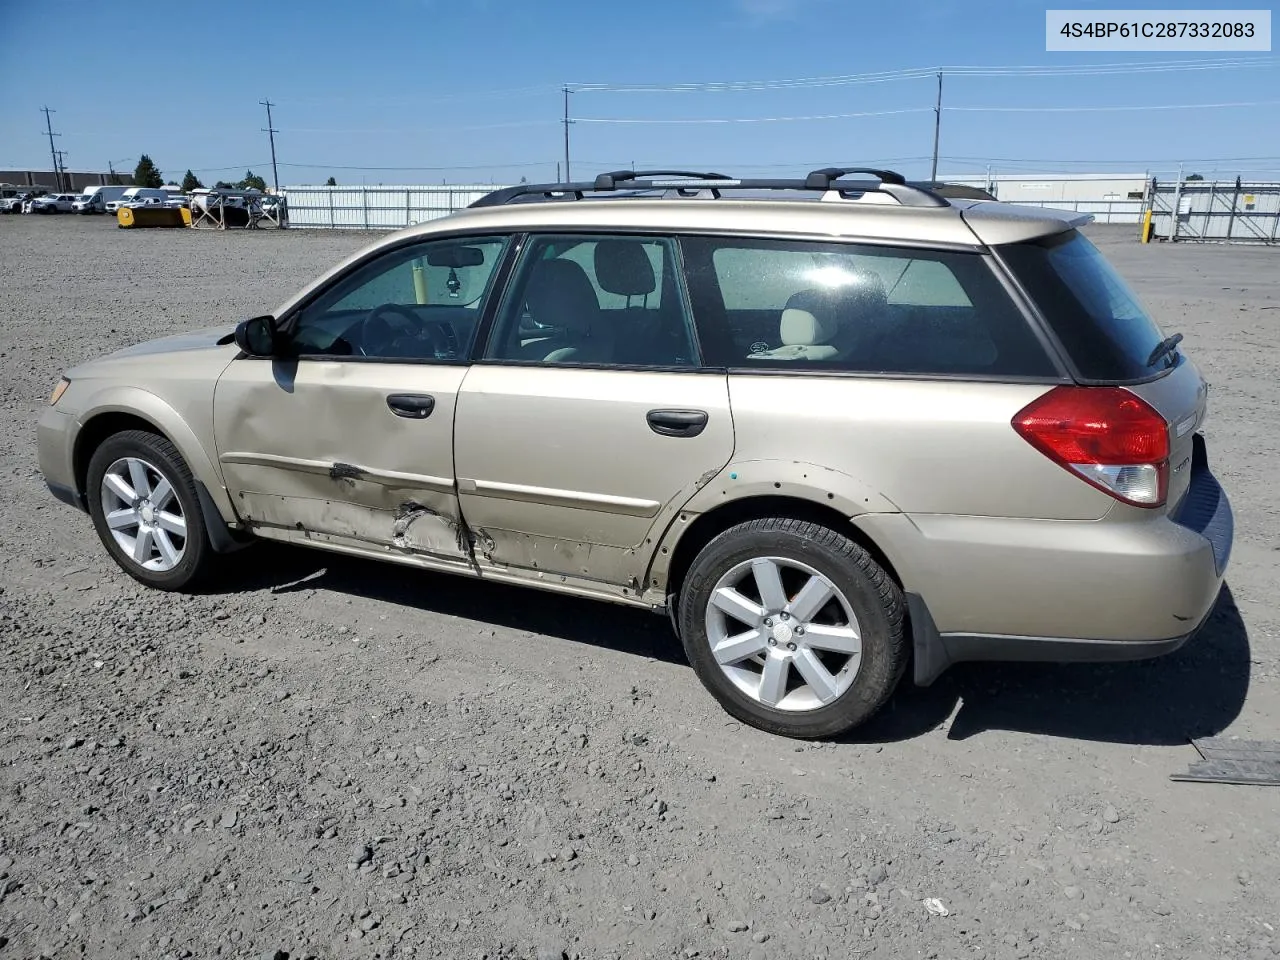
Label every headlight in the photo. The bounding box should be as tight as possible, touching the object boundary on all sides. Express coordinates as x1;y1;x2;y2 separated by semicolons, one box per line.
49;378;69;405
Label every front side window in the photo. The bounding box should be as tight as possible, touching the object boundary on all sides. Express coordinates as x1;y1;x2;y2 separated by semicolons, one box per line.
286;235;507;361
484;235;698;367
681;237;1056;378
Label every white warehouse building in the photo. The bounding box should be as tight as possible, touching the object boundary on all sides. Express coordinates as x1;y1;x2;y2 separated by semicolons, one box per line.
941;173;1149;224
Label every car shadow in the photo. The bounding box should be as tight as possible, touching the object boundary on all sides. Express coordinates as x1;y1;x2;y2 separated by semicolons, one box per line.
216;543;686;666
852;583;1250;746
214;546;1250;746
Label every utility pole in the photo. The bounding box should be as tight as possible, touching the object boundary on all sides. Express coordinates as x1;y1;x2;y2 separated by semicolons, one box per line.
56;150;69;191
41;106;61;191
260;98;280;192
562;86;573;183
929;71;943;183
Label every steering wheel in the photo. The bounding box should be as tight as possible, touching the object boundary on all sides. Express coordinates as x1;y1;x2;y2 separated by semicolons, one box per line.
357;303;457;358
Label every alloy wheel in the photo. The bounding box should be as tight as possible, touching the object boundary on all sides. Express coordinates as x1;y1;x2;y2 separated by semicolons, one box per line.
704;556;862;712
99;456;187;572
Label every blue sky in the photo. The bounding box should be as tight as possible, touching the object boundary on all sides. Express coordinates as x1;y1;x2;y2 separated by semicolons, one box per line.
1;0;1276;185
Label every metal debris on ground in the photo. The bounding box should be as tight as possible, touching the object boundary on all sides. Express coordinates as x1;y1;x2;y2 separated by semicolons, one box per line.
924;897;951;917
1171;738;1280;786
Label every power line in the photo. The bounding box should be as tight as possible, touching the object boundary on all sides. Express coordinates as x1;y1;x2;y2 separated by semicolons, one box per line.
573;107;930;125
572;99;1279;126
275;160;558;171
272;85;559;106
276;120;557;134
949;99;1280;113
946;154;1280;164
570;56;1275;93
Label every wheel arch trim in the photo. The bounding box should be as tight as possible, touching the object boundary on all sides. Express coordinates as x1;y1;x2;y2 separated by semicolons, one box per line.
71;387;239;531
643;460;905;606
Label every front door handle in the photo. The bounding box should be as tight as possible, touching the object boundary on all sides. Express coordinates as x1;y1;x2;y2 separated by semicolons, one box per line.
386;393;435;419
646;408;708;438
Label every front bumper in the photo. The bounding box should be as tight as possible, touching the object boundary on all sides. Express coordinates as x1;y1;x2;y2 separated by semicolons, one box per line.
38;406;84;511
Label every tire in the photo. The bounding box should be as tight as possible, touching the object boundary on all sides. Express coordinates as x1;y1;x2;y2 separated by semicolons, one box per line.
86;429;215;591
678;518;906;739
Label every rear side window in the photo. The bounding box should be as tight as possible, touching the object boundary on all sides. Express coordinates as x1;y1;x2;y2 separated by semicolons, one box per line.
998;230;1168;382
681;237;1056;377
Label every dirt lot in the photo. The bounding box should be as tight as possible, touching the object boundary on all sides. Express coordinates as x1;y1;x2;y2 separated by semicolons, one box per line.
1;214;1277;960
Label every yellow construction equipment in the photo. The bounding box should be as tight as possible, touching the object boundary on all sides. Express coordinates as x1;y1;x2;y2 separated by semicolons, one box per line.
117;206;191;228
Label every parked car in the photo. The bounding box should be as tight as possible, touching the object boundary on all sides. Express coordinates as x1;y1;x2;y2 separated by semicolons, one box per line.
105;187;171;214
72;185;132;214
0;193;34;213
30;193;78;213
36;167;1233;739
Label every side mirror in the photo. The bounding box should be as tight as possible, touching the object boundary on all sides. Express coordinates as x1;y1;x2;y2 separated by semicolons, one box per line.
234;315;278;357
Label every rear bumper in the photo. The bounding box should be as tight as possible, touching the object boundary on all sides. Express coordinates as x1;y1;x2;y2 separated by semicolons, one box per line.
857;433;1232;685
909;592;1210;685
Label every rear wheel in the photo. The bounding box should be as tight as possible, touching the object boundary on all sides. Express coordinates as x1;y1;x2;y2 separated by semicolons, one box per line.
86;430;214;590
678;518;906;739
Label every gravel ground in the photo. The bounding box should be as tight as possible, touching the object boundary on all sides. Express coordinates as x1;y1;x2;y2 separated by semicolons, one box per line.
1;214;1278;960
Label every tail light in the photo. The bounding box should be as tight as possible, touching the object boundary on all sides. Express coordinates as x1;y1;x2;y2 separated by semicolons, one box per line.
1013;386;1169;508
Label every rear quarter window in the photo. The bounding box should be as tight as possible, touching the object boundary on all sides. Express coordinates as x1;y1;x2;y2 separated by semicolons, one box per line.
682;237;1056;378
997;230;1169;382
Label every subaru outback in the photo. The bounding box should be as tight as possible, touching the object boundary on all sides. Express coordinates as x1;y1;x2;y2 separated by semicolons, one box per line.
37;167;1233;738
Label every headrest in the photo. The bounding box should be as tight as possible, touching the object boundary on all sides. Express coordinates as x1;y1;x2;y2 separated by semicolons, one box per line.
780;305;834;347
525;259;599;332
593;240;656;297
780;274;888;346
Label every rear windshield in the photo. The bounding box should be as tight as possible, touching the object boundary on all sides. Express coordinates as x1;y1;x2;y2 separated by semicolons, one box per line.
998;230;1168;382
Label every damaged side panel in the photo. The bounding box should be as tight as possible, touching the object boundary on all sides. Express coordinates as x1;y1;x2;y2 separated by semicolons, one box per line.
213;358;475;562
238;473;471;561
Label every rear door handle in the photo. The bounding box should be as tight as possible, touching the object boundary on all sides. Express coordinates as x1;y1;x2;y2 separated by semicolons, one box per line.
386;393;435;419
646;408;709;438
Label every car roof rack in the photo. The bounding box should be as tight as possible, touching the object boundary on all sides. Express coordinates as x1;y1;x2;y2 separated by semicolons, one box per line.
469;166;949;209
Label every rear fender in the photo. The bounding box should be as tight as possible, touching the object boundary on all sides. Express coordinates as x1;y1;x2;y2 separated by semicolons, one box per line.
643;459;898;596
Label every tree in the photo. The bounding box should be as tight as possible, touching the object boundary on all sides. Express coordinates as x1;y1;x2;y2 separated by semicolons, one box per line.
133;154;163;188
325;176;337;186
214;180;232;189
1186;173;1205;181
237;169;267;191
181;170;204;192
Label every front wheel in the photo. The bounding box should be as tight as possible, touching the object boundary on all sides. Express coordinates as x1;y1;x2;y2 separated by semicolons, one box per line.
86;430;215;591
678;518;906;739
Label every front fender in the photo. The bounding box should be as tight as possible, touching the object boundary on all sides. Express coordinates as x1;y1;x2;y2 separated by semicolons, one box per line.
71;384;238;526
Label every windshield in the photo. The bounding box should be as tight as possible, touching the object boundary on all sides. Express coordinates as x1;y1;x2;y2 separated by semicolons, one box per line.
998;230;1169;381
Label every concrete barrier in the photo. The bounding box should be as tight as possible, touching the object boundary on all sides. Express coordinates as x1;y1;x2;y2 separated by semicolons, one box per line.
117;207;191;228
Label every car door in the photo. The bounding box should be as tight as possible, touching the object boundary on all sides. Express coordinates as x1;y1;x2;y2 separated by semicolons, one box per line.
453;233;734;591
213;233;511;565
